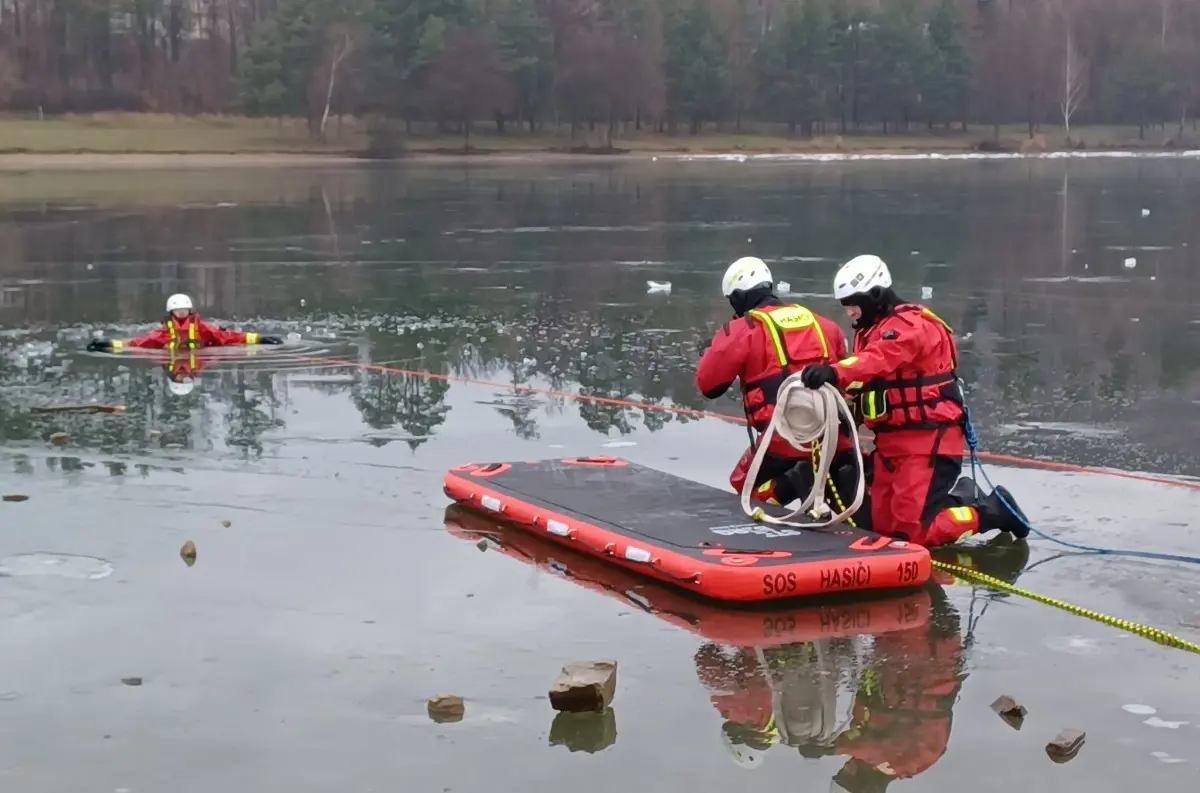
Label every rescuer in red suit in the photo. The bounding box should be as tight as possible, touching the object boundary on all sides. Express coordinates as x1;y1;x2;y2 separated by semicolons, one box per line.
797;254;1028;547
695;256;865;516
86;293;283;352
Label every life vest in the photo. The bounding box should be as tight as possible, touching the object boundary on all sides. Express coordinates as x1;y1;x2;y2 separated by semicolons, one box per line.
850;305;964;433
740;304;832;432
165;315;199;351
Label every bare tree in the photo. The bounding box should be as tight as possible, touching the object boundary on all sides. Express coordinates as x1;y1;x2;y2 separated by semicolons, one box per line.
1057;7;1087;136
320;27;354;142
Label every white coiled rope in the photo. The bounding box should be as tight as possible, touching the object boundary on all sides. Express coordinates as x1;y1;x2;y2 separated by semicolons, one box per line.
739;374;865;528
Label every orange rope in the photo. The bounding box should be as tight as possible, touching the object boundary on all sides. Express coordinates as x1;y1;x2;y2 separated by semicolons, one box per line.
296;354;1200;493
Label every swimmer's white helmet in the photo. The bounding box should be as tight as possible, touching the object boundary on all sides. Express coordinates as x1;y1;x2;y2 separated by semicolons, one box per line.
168;378;195;397
722;256;773;297
833;254;892;301
166;293;194;313
720;725;766;769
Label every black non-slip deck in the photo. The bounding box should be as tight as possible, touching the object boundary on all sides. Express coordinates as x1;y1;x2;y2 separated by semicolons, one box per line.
450;458;917;567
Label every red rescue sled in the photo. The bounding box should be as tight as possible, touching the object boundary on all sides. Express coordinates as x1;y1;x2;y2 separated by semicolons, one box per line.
442;456;931;604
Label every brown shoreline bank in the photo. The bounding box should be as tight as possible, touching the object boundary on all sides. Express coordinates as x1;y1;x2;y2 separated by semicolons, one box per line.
0;147;1197;171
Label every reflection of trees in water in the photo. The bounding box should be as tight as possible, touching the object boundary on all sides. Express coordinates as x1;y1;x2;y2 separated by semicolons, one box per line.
221;369;283;456
0;343;286;461
3;165;1200;472
350;367;451;451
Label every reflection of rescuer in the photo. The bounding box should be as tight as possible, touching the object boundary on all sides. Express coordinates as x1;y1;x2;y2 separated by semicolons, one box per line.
162;347;204;397
695;257;864;516
798;255;1029;547
697;639;861;770
86;293;283;352
699;541;1030;791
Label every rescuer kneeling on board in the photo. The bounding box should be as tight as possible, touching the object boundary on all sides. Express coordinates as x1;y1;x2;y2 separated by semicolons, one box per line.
86;293;284;352
797;254;1029;547
696;256;864;515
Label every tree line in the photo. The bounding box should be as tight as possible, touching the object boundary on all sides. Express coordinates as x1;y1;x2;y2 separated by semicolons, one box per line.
1;0;1196;142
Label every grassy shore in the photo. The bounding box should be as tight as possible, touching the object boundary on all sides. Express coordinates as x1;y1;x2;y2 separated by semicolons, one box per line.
0;112;1192;168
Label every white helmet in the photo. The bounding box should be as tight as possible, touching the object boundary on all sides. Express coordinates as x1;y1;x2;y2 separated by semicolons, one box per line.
722;256;773;297
167;378;195;397
720;726;766;769
166;293;194;313
833;255;892;301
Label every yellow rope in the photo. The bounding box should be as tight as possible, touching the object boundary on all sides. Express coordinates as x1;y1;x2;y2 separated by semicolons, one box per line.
931;560;1200;655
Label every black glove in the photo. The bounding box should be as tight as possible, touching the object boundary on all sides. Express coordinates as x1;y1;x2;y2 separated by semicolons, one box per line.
87;339;113;352
800;364;837;390
258;336;284;345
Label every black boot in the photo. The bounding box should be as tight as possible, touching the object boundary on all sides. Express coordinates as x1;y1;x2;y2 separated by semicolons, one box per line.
977;486;1030;539
948;476;984;505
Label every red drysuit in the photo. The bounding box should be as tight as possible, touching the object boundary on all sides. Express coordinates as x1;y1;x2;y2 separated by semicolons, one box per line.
832;304;979;547
696;299;857;507
112;314;262;351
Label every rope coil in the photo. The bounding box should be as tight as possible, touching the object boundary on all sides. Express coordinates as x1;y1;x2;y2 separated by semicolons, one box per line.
739;377;864;528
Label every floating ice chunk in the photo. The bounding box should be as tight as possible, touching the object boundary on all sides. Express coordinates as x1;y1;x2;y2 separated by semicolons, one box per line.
1141;208;1151;217
1152;751;1186;763
1144;716;1189;729
1124;257;1137;268
1123;704;1157;715
921;286;934;300
776;280;791;295
646;281;672;294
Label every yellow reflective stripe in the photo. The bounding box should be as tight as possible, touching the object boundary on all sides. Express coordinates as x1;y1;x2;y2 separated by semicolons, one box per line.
921;307;954;334
920;307;957;368
758;305;816;330
245;332;259;345
837;355;859;367
748;305;828;368
863;391;886;420
810;316;829;358
763;712;779;741
949;506;976;523
748;309;789;367
111;340;124;350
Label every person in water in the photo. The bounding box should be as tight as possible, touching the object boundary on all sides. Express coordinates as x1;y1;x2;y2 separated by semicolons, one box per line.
86;293;283;352
797;254;1028;547
695;256;864;513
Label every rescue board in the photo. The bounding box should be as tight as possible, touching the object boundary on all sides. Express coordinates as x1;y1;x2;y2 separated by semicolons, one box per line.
445;505;931;647
442;456;932;603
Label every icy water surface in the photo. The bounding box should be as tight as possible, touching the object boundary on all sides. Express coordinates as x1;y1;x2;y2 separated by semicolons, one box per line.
0;160;1198;792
